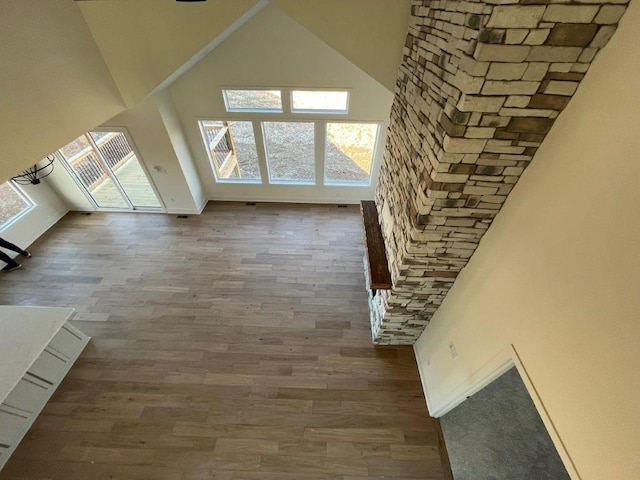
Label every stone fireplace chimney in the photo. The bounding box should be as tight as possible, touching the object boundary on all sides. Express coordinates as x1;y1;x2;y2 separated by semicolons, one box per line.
369;0;629;344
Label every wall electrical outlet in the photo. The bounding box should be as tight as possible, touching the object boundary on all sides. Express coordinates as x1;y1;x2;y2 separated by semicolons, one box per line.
449;341;458;359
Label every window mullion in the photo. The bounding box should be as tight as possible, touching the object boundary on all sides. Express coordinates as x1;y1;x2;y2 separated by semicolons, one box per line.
281;88;292;114
253;121;270;184
315;122;325;186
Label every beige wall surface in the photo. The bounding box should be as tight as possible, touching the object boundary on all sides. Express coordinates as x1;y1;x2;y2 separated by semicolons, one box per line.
414;2;640;479
79;0;262;106
271;0;411;92
0;0;125;182
154;92;207;213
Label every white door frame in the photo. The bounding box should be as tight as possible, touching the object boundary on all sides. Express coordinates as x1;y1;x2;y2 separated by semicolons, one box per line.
58;127;166;213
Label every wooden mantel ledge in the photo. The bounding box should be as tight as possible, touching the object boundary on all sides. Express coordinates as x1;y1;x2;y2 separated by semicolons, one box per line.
361;200;392;290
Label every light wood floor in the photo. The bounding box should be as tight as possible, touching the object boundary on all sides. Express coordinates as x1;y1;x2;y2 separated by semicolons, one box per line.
0;203;446;480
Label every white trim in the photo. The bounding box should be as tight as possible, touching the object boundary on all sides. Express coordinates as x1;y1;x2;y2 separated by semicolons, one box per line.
253;120;269;184
417;344;582;480
198;117;383;189
262;120;316;184
324;121;382;187
222;88;284;113
57;129;166;212
69;208;165;215
290;89;350;115
196;196;208;213
315;122;325;186
208;194;369;205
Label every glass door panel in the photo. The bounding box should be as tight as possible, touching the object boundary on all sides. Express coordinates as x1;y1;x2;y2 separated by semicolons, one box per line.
58;136;128;208
89;132;161;208
263;122;315;183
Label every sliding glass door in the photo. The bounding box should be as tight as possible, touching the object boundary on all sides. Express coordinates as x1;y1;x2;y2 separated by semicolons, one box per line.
57;131;162;210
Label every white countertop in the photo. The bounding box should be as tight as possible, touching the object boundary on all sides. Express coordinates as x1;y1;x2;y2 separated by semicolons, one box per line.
0;306;75;404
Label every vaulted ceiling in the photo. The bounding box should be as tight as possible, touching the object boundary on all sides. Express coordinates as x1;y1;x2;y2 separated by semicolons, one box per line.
0;0;410;182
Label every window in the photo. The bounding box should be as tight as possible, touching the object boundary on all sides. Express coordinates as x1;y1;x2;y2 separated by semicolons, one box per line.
222;88;350;114
223;89;282;112
199;119;381;187
291;90;349;113
325;123;379;185
207;87;379;187
263;122;315;183
199;121;261;181
0;181;33;228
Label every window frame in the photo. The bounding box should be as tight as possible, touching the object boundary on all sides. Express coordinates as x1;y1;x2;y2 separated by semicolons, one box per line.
221;87;351;115
290;89;350;115
198;120;264;184
261;120;317;185
0;181;35;231
55;127;164;212
323;121;381;187
222;88;284;113
197;117;384;188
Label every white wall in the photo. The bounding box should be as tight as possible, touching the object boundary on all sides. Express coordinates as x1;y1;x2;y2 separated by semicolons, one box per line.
168;4;394;204
0;0;124;181
271;0;411;92
0;181;68;256
414;3;640;480
79;0;263;106
44;162;94;212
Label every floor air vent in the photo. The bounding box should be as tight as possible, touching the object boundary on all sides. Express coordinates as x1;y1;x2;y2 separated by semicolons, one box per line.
177;215;189;219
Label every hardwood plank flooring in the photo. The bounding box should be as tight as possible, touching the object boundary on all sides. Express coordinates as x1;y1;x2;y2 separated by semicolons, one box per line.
0;202;446;480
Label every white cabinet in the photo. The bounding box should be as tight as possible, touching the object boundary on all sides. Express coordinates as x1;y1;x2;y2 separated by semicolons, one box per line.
28;350;68;385
0;408;28;446
2;378;49;414
0;308;89;471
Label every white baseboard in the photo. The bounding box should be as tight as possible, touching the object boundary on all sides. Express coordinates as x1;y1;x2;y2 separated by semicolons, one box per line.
208;195;360;205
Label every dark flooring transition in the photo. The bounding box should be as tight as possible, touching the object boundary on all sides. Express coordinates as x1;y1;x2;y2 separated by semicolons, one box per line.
440;367;570;480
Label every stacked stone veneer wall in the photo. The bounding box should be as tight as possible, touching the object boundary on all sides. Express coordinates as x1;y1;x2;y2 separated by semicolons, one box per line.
371;0;629;344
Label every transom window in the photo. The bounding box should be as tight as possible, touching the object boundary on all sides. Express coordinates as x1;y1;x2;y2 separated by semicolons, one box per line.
198;120;380;186
223;89;283;112
0;181;33;229
291;90;349;113
222;88;349;115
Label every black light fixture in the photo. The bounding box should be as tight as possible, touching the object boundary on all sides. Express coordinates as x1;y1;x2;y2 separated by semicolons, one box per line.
11;156;55;185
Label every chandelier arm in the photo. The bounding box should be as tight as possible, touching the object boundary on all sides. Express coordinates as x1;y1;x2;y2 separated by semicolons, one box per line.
11;156;55;185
